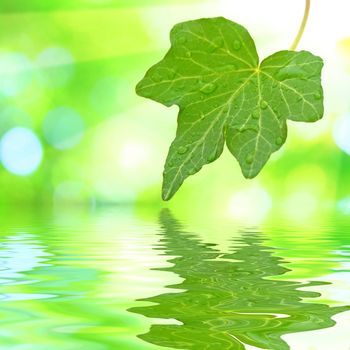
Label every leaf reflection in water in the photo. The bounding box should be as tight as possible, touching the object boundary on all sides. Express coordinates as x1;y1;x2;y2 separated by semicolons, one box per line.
129;209;350;350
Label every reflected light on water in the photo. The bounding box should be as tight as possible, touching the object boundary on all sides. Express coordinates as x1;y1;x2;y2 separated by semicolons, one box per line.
0;208;348;349
0;233;53;301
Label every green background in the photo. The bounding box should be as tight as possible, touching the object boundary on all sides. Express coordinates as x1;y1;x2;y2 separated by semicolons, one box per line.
0;0;350;222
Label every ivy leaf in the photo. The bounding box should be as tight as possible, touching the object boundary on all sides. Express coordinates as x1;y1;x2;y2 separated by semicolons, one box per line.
136;17;324;200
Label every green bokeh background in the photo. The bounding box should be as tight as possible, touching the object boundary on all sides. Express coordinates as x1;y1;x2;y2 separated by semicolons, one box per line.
1;0;350;223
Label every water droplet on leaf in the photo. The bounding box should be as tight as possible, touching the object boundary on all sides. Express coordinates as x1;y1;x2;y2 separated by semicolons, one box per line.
200;83;217;94
233;40;241;50
246;153;254;164
314;92;322;100
177;146;189;155
252;110;260;119
275;137;283;146
260;100;268;109
276;65;306;81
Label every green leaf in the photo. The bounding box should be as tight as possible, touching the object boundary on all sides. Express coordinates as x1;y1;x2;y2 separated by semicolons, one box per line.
136;17;324;200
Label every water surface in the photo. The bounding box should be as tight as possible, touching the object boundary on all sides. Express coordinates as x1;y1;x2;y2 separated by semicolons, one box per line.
0;207;349;349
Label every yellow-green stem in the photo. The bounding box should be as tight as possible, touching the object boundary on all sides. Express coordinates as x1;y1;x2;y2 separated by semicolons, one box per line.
290;0;311;51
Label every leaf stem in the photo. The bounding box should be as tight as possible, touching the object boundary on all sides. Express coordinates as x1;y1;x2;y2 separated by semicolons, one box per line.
290;0;311;51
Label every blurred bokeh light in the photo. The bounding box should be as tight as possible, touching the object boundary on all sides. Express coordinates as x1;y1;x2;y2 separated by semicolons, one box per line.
0;127;43;175
43;107;84;150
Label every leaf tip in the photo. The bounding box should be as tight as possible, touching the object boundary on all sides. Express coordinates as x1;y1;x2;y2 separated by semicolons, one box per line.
135;79;145;97
241;165;261;180
243;173;257;180
161;187;173;202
